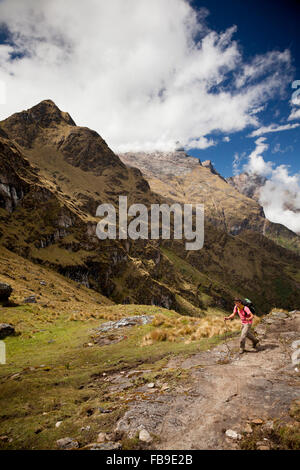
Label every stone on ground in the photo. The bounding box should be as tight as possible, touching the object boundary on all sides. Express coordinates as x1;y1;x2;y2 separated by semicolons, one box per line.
139;429;152;443
56;437;79;449
225;429;242;440
97;432;108;443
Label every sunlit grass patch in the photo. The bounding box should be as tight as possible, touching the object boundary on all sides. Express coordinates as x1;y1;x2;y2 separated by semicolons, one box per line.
141;314;242;346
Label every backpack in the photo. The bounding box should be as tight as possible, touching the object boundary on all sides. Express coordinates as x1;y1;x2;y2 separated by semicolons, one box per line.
243;298;256;315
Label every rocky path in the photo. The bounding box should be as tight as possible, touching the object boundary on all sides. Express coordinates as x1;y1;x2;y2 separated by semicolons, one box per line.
116;311;300;449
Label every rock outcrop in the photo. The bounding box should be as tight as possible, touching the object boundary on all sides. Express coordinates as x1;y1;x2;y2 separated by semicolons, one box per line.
227;172;267;202
201;159;224;179
0;283;12;301
119;150;201;178
0;323;15;339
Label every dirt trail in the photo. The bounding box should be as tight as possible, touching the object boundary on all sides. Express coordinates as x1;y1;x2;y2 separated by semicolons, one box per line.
116;311;300;449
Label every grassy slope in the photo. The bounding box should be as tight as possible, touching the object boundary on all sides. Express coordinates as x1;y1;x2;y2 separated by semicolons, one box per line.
0;248;236;450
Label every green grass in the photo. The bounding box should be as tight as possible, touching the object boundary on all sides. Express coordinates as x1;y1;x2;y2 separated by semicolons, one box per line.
273;277;293;303
0;303;228;450
267;235;300;254
161;247;209;285
161;247;226;308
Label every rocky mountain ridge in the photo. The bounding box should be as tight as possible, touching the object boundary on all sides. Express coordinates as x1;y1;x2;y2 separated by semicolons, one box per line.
119;150;300;251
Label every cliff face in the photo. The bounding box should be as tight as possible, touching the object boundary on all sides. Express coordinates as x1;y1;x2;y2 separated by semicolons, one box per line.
227;173;267;202
0;100;300;313
119;150;201;178
0;137;31;212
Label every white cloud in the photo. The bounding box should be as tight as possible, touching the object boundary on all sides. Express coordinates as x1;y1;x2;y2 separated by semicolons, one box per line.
259;166;300;234
0;0;294;152
232;151;246;175
232;153;240;175
185;136;215;150
288;108;300;121
243;137;273;176
271;143;293;154
242;138;300;233
288;82;300;120
248;122;300;138
235;50;292;89
0;80;6;104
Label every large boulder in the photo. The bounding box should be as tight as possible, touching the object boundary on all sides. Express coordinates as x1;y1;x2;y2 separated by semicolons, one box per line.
0;323;15;339
0;283;13;301
56;437;79;450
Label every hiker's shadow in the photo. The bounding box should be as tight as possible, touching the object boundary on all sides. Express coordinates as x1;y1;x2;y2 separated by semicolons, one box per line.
246;343;278;353
0;300;20;307
259;343;278;351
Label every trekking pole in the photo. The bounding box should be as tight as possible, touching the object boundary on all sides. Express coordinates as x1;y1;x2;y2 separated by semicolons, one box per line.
223;319;232;357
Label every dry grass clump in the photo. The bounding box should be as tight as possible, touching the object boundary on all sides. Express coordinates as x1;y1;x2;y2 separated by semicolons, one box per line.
189;317;239;341
269;308;289;314
152;314;198;328
68;311;121;322
67;307;152;322
141;313;257;346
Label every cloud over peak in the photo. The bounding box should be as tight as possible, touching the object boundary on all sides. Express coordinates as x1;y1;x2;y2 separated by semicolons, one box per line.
240;138;300;234
0;0;294;152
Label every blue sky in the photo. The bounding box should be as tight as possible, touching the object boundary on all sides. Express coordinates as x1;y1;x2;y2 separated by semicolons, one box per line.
188;0;300;177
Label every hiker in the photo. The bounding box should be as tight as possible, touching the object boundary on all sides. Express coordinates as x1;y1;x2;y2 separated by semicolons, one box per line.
224;298;259;354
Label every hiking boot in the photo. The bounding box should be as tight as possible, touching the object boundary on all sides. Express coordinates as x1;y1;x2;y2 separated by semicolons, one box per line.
239;349;245;355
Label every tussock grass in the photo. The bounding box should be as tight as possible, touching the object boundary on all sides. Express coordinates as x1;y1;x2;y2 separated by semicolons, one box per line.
142;314;240;346
142;312;261;346
269;307;289;314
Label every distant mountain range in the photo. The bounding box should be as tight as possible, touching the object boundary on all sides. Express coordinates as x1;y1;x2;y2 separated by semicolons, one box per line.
0;100;300;313
119;151;299;248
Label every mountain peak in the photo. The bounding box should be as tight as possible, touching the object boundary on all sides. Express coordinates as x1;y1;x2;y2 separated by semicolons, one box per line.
25;99;76;127
201;159;224;180
201;160;216;173
0;99;129;176
0;99;76;148
1;99;76;132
